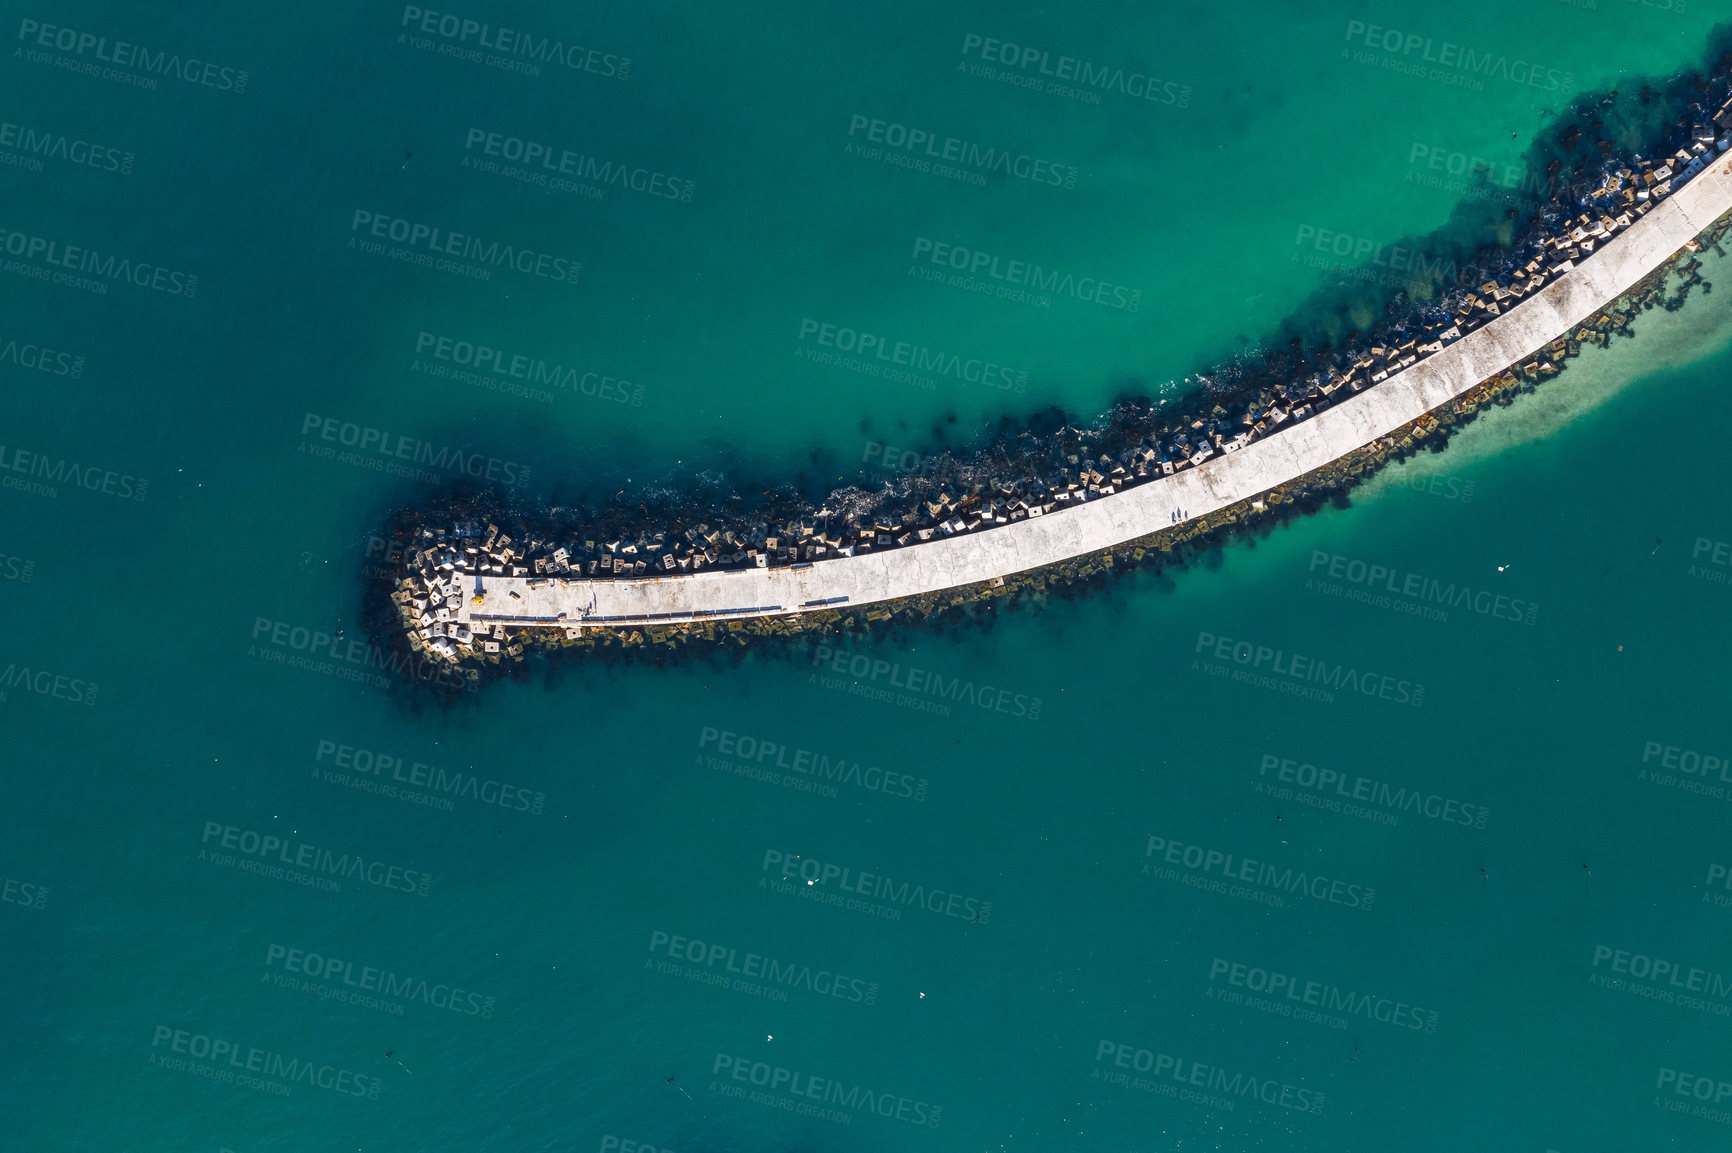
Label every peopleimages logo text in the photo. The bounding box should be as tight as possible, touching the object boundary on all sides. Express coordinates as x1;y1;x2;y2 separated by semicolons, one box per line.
1657;1067;1732;1109
349;210;580;284
1307;551;1538;625
711;1054;942;1127
250;615;473;694
2;874;47;909
1144;834;1375;910
0;120;132;173
796;319;1027;392
299;413;530;487
1297;226;1478;289
1641;740;1732;783
810;644;1042;719
17;19;249;92
0;445;145;499
910;237;1140;311
762;850;991;923
398;7;630;79
464;129;693;200
1195;630;1425;707
1093;1040;1324;1113
648;930;880;1004
0;334;84;377
150;1026;379;1098
1590;945;1732;997
264;944;495;1017
0;226;196;295
699;727;927;800
1342;20;1574;94
959;35;1191;106
1257;753;1488;829
1207;958;1439;1032
413;332;644;406
847;114;1076;188
200;822;432;896
315;739;545;814
0;661;98;705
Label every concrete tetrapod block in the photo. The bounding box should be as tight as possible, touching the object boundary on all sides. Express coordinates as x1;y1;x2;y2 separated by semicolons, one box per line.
456;147;1732;634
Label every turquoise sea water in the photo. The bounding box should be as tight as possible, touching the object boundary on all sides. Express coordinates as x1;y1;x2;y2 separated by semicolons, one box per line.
5;3;1732;1150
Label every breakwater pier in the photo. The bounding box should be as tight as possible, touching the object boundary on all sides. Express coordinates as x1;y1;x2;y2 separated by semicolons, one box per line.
384;103;1732;672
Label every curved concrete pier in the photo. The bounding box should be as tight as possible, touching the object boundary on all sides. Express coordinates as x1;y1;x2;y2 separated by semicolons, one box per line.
459;149;1732;634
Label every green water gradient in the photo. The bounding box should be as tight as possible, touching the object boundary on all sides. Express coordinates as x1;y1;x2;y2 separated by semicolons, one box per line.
3;2;1732;1150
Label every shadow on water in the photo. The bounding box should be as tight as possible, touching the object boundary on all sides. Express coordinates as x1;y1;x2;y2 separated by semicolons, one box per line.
369;25;1732;703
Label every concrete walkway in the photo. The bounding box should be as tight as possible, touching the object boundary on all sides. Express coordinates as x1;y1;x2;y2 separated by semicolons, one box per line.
461;149;1732;632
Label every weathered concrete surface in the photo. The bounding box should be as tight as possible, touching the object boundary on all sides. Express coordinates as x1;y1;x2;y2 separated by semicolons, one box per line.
460;149;1732;632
